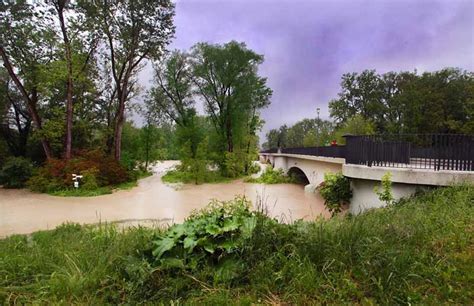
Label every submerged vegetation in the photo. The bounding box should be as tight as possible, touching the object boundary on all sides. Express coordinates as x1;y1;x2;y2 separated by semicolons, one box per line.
244;165;297;184
162;168;236;185
1;185;472;304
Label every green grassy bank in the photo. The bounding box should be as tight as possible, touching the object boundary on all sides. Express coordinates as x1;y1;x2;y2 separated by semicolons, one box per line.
1;185;473;304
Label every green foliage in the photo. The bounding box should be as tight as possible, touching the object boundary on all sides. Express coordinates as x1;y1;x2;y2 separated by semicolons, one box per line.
152;197;257;278
0;157;33;188
179;137;209;184
81;168;99;191
1;186;473;304
264;118;334;149
333;114;375;144
318;172;352;216
162;169;234;185
375;172;394;205
329;68;474;134
26;150;133;195
223;151;245;178
245;166;296;184
49;187;113;197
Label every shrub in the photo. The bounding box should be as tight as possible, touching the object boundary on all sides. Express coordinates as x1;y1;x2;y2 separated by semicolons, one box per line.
152;197;257;282
0;157;33;188
27;150;129;193
223;151;245;178
245;166;295;184
318;172;352;216
246;162;260;175
374;172;394;205
81;168;99;190
27;174;62;193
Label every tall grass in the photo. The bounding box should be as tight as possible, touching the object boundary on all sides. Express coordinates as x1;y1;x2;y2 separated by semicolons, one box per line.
1;185;473;304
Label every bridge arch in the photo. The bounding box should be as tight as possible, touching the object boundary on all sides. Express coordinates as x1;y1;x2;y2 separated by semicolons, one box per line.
287;166;310;185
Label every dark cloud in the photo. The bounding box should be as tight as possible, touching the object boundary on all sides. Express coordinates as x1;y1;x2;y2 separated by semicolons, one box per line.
138;0;474;137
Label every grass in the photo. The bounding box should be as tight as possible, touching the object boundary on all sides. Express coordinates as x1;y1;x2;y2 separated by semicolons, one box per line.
48;171;153;197
1;185;473;304
162;169;238;184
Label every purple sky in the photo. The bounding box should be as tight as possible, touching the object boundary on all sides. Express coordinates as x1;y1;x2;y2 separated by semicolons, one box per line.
138;0;474;136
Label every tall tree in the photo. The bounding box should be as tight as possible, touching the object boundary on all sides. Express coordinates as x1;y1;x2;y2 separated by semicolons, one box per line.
51;0;75;159
0;71;32;157
0;1;55;159
80;0;175;160
192;41;272;154
148;51;194;127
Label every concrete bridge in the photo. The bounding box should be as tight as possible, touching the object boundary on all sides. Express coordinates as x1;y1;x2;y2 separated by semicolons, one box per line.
260;134;474;214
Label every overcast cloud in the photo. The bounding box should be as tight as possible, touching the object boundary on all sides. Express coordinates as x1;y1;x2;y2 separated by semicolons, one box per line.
136;0;474;137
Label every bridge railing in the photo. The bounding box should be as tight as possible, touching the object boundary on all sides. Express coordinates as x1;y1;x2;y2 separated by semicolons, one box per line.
280;146;346;158
260;145;346;158
344;134;474;171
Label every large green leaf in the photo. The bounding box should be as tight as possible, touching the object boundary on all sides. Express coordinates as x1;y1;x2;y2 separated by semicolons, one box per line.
205;223;221;236
222;217;240;232
152;237;175;258
183;236;198;253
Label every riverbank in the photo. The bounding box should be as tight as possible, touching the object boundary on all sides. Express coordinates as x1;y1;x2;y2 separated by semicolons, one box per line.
1;185;472;304
0;161;328;237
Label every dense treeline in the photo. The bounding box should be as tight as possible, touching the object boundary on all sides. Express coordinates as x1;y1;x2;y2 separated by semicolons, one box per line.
1;1;271;187
264;68;474;149
0;0;174;162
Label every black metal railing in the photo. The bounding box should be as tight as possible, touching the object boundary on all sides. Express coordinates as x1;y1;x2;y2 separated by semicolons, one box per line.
280;146;346;158
344;134;474;171
260;145;345;158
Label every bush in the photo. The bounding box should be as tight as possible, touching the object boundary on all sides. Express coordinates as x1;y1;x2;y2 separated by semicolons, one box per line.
318;172;352;216
0;157;33;188
81;168;99;190
245;166;296;184
27;150;129;193
27;174;62;193
374;172;394;205
223;151;245;178
152;197;257;282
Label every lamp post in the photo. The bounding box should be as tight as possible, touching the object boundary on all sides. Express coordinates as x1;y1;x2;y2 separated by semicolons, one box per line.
316;107;321;145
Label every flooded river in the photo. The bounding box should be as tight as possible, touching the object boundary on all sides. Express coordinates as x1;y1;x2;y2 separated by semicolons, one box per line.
0;161;329;237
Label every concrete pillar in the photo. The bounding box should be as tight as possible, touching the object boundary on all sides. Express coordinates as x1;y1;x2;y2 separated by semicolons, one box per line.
349;179;423;214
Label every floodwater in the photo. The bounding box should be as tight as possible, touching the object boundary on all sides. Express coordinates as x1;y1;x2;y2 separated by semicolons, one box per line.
0;161;329;237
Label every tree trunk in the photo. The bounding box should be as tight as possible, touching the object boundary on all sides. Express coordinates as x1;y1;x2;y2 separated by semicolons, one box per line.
226;118;233;152
113;85;128;161
57;3;74;160
0;46;52;159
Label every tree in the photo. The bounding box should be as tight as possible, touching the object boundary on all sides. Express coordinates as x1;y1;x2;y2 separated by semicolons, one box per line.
147;50;206;160
192;41;271;153
149;51;194;126
0;70;32;157
333;114;375;144
329;68;474;134
52;0;74;159
80;0;175;161
0;1;55;159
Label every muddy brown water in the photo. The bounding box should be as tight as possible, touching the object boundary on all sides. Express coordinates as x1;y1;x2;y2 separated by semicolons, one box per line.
0;161;329;237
